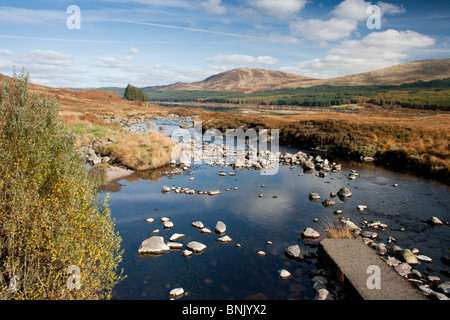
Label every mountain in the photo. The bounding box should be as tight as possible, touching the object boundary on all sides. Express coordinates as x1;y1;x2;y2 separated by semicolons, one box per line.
145;59;450;93
147;68;315;93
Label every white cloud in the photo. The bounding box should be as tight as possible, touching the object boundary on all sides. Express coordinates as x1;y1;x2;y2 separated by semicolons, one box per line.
247;0;307;18
128;47;142;55
18;50;73;66
290;18;357;41
201;0;226;14
290;29;435;77
291;0;406;42
205;54;278;65
0;49;12;56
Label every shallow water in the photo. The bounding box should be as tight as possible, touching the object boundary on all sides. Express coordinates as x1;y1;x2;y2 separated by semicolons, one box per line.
103;155;450;300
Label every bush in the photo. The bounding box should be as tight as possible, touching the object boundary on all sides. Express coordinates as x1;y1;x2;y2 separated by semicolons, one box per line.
0;71;124;299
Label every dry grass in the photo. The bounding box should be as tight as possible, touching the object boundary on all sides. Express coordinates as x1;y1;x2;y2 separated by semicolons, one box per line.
321;219;355;239
103;132;175;171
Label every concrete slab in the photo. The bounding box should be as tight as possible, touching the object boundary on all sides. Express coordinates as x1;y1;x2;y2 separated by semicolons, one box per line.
318;238;427;300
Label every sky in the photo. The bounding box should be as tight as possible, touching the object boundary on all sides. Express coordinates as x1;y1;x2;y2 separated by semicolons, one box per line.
0;0;448;88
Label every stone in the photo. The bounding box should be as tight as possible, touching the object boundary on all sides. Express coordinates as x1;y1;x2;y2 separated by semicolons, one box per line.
285;245;304;260
322;199;336;207
217;235;232;242
169;287;184;298
257;251;266;256
385;256;401;267
339;218;361;232
278;269;292;279
302;227;320;239
138;236;170;254
309;192;320;201
208;190;221;196
428;216;443;225
161;217;170;222
192;221;204;229
361;231;378;239
357;205;368;211
416;255;433;263
169;233;186;241
163;221;174;229
314;288;333;300
182;250;193;257
215;221;226;234
186;241;207;253
167;242;183;249
145;218;154;223
162;186;171;192
337;187;352;198
372;242;387;255
395;262;412;277
403;250;418;265
200;227;212;234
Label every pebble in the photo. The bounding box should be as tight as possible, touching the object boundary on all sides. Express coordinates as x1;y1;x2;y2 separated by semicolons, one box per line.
301;227;320;239
416;255;433;263
169;233;186;241
192;221;204;229
182;250;193;257
169;287;184;298
186;241;207;253
200;227;212;234
257;251;266;256
163;221;174;229
278;269;292;279
145;218;154;223
217;235;232;242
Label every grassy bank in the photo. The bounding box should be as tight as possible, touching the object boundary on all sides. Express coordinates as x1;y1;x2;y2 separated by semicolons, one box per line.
198;111;450;184
63;112;176;172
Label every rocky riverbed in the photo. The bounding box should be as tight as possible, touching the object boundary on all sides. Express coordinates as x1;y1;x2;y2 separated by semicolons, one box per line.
89;114;449;300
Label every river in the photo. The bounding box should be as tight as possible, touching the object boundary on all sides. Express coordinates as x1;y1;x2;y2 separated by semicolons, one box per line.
101;117;450;300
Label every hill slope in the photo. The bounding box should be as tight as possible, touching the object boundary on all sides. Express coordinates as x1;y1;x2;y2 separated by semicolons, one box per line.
145;59;450;93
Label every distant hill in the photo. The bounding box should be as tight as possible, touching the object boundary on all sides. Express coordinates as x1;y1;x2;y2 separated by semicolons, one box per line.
147;68;314;93
144;59;450;93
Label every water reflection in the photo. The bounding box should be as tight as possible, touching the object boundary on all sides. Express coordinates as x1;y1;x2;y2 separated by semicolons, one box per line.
103;154;450;300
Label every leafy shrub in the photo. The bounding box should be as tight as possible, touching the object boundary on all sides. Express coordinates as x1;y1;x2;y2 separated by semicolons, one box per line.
0;71;124;299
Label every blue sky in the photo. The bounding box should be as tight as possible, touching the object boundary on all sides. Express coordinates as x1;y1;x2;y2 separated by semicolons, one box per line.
0;0;448;88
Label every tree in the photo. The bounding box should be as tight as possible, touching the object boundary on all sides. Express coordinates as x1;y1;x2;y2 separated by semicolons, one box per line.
0;70;124;299
124;84;148;102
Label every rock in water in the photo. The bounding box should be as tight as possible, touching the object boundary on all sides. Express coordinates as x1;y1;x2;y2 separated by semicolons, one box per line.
309;192;321;201
278;269;292;279
337;187;352;198
322;199;336;207
169;287;184;298
215;221;226;234
186;241;207;253
192;221;204;229
428;216;443;225
302;227;320;239
285;245;304;260
138;236;170;254
217;235;232;242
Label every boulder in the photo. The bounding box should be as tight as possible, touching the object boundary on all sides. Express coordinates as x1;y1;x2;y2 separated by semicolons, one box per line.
322;199;336;207
215;221;226;234
285;245;304;260
339;218;361;232
169;233;186;241
302;227;320;239
186;241;207;253
192;221;204;229
337;187;352;198
138;236;170;254
395;262;412;277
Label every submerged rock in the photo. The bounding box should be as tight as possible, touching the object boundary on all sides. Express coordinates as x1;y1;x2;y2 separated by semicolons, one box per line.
217;235;232;242
278;269;292;279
